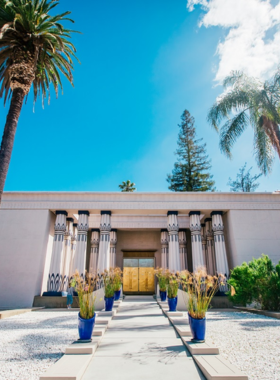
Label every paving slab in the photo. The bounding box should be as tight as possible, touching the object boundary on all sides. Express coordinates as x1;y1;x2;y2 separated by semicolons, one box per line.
194;355;248;380
184;341;219;355
169;317;189;325
96;310;116;317
40;354;92;380
92;326;107;336
65;341;99;355
95;317;111;325
165;311;184;317
174;325;192;337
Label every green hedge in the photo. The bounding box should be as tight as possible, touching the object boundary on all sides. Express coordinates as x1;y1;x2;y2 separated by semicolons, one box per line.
228;254;280;311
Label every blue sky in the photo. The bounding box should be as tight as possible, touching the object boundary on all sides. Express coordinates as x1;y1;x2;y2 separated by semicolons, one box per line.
1;0;280;192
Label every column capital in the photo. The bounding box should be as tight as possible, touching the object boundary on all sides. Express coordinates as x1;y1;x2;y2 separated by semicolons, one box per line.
110;230;117;245
91;230;100;245
210;211;223;216
161;230;169;244
78;210;90;216
101;210;111;215
189;211;200;216
56;210;68;216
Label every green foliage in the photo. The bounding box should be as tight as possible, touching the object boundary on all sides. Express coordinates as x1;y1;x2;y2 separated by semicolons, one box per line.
119;180;136;192
0;0;79;104
228;162;262;192
208;70;280;175
113;267;123;291
167;110;215;192
102;269;115;298
228;255;280;311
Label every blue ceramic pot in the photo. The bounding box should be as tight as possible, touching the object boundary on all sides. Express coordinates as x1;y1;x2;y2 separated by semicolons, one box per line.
78;312;95;340
188;313;206;342
104;296;114;311
167;296;177;312
114;289;121;301
160;290;167;302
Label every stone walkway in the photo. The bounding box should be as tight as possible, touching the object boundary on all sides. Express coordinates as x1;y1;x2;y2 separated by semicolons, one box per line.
82;296;205;380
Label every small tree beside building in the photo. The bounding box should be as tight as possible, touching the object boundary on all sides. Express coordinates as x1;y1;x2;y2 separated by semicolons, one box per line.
167;110;215;192
119;180;136;192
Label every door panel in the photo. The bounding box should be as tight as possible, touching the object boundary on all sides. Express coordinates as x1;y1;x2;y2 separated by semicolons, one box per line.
139;267;154;292
123;267;139;292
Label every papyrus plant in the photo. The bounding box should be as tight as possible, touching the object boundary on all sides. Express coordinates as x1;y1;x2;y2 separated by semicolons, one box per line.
102;268;115;298
180;268;232;319
154;267;168;292
113;267;123;291
166;270;180;298
73;271;97;319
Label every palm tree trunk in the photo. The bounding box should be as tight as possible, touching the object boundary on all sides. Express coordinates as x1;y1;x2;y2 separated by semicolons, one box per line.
0;88;25;204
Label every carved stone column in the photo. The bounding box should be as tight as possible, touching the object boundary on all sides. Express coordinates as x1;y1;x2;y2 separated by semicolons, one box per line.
160;229;169;268
89;229;99;274
189;211;205;271
97;211;111;272
205;218;216;275
47;211;67;293
178;230;188;270
167;211;181;272
211;211;229;277
110;229;117;268
69;223;77;279
61;217;73;290
72;211;89;278
201;223;207;272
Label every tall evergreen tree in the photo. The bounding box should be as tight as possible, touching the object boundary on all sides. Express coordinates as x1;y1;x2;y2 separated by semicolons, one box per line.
167;110;215;192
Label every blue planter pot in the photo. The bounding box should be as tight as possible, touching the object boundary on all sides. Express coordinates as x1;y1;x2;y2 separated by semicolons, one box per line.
167;296;177;312
160;290;167;302
78;312;95;341
188;313;206;342
104;296;114;311
114;290;121;301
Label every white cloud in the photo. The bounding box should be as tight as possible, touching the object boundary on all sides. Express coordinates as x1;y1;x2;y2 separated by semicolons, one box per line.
187;0;280;82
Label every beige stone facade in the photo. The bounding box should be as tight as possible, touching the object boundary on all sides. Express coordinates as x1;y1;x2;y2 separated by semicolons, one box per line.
0;191;280;308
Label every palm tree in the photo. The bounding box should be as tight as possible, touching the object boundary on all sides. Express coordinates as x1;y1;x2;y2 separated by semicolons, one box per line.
208;70;280;175
119;180;136;192
0;0;79;204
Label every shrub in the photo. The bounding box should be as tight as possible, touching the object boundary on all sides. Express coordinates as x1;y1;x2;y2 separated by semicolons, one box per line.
228;255;280;311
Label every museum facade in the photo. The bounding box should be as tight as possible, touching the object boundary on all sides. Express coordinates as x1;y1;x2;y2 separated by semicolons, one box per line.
0;191;280;308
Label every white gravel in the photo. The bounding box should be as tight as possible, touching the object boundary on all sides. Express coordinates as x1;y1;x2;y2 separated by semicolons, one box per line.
206;310;280;380
0;310;79;380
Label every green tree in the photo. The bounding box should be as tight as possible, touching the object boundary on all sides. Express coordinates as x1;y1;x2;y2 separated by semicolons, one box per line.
228;255;280;311
228;163;262;192
167;110;215;192
208;70;280;176
119;180;136;192
0;0;79;204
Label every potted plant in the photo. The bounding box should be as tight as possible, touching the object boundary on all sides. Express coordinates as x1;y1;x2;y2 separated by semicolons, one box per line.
103;269;115;311
154;268;168;301
113;267;123;301
166;271;179;311
73;271;97;341
180;268;231;342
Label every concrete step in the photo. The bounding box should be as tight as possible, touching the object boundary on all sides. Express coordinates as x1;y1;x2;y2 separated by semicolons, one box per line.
65;341;98;355
174;325;192;337
165;311;184;317
39;354;92;380
194;355;248;380
169;317;189;325
97;310;116;317
184;340;219;355
95;318;111;325
92;326;107;336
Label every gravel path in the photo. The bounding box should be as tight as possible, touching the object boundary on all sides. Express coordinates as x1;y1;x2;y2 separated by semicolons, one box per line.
206;310;280;380
0;310;79;380
1;309;280;380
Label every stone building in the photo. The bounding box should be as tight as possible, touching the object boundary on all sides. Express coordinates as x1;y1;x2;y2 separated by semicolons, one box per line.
0;191;280;308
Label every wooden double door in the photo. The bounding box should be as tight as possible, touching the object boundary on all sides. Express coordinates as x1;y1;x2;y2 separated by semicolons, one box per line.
123;258;155;294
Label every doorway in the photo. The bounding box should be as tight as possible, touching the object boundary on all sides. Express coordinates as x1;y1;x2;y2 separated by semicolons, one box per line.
123;255;155;294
